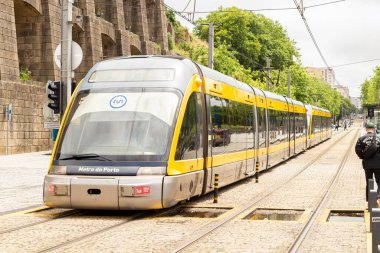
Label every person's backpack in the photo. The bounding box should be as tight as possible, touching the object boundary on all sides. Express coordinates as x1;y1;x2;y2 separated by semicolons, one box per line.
360;133;378;159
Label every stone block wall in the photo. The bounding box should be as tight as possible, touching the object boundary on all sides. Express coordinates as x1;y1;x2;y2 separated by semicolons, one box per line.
0;80;50;155
0;0;19;81
0;0;170;155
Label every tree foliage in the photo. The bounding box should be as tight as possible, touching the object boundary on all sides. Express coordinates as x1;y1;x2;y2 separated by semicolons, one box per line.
194;7;298;71
168;7;354;116
361;66;380;105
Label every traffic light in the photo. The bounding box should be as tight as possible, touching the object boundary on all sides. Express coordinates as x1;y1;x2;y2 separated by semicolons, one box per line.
368;106;375;118
47;80;61;114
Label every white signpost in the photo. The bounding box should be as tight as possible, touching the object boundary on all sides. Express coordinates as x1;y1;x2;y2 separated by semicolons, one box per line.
54;41;83;71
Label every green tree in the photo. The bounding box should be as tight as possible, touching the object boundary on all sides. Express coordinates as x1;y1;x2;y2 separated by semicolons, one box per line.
194;7;298;71
361;66;380;105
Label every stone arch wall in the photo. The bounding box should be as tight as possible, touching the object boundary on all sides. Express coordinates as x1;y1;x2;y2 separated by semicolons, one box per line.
14;0;44;81
124;0;142;35
146;0;157;42
130;45;142;55
101;34;117;59
20;0;42;15
94;0;113;23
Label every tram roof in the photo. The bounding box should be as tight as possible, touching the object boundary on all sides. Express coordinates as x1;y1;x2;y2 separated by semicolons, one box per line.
80;56;199;94
80;56;329;114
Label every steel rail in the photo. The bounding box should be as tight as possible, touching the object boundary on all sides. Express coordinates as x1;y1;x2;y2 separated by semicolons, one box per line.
287;128;360;253
170;130;353;253
0;204;43;216
37;205;183;253
0;209;83;235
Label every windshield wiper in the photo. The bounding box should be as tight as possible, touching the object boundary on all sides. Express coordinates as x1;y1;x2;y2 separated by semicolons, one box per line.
59;153;113;161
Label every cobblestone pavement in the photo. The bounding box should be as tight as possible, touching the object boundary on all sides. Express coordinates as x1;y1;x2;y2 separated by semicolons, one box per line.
298;127;366;253
0;151;50;213
176;128;363;253
0;127;365;253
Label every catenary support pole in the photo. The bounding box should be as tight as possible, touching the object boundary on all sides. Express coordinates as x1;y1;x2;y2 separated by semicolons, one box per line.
265;57;270;91
208;23;214;69
288;71;291;98
61;0;73;114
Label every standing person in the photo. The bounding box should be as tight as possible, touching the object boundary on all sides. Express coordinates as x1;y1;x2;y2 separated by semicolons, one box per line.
343;120;347;131
355;122;380;209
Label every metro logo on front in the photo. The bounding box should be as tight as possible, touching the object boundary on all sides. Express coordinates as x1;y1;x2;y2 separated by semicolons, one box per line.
109;95;127;109
134;186;150;195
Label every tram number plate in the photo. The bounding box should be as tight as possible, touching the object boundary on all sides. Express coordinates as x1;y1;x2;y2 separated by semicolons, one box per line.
373;217;380;223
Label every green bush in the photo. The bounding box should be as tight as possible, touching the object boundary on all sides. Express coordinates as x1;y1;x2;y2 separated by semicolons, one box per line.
20;68;31;81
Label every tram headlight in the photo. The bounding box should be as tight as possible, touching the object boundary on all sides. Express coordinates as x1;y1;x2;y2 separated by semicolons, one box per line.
49;165;67;175
136;167;166;175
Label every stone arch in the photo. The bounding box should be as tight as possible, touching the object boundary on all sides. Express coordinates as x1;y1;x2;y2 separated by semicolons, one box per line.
130;45;142;56
17;0;42;16
101;34;117;59
14;0;44;81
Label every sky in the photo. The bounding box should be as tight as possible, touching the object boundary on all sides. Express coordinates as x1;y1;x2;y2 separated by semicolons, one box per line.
164;0;380;98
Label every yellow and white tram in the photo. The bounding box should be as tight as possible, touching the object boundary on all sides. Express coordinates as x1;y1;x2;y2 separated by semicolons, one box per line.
43;56;332;210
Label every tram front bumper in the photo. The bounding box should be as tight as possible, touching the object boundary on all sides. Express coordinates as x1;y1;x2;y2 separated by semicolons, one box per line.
43;174;165;210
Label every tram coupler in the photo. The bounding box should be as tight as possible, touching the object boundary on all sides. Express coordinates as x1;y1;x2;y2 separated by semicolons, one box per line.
213;174;219;203
255;161;260;183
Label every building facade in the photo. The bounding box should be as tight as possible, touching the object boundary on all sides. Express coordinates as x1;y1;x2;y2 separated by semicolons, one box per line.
0;0;169;155
350;96;362;110
305;67;336;86
334;84;350;99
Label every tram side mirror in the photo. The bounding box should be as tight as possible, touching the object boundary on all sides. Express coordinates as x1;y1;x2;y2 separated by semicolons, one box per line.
195;75;203;87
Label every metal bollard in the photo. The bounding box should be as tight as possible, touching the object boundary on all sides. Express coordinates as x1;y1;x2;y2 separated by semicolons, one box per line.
371;208;380;253
369;179;378;232
213;174;219;203
255;161;260;183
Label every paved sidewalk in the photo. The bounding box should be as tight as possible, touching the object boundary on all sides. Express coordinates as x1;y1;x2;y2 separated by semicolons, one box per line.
0;151;51;213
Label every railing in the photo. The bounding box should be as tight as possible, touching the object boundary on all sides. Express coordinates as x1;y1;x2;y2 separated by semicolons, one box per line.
368;179;380;253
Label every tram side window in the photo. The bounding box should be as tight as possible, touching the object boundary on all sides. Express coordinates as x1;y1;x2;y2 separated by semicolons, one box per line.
312;115;321;134
195;93;203;157
210;95;253;154
246;104;255;149
302;113;307;136
210;96;225;155
175;93;198;160
280;110;287;143
228;101;248;152
294;113;303;138
289;112;294;141
269;109;278;144
221;98;231;151
257;107;266;148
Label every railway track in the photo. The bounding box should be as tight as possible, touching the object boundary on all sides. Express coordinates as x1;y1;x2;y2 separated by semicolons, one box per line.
37;206;182;253
0;208;83;235
0;130;353;252
169;129;357;253
287;129;360;253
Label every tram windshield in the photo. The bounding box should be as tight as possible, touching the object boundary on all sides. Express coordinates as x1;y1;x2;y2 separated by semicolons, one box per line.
55;89;180;162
